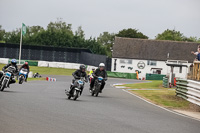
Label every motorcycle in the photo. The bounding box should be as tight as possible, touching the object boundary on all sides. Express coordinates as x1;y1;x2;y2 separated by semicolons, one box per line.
91;76;104;97
33;72;42;78
66;78;85;100
18;68;28;84
89;75;94;84
0;66;16;91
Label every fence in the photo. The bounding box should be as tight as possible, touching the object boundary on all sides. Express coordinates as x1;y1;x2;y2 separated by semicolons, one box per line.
176;79;200;106
146;74;166;80
107;71;136;79
0;43;111;70
193;61;200;81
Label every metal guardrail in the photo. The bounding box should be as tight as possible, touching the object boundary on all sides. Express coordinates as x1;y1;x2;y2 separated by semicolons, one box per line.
176;79;200;106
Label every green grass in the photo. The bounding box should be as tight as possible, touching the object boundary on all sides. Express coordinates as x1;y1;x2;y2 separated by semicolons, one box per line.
0;64;76;76
24;78;46;81
122;80;190;109
123;80;163;89
30;66;76;75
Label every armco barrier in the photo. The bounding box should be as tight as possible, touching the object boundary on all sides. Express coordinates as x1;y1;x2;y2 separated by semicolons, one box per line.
176;79;200;106
0;58;9;64
107;71;136;79
8;59;38;66
38;61;98;70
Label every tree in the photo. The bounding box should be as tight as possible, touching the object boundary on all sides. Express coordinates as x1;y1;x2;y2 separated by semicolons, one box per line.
116;28;148;39
4;28;21;44
0;25;5;41
97;32;115;45
75;26;85;39
97;32;115;57
156;29;200;43
155;29;185;41
183;36;200;43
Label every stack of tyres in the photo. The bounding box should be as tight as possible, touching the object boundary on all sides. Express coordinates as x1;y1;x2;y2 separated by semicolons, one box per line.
163;77;168;88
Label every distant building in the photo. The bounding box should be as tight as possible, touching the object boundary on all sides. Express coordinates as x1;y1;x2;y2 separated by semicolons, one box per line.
112;37;199;79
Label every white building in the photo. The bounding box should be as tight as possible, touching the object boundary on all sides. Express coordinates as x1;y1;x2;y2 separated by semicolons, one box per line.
112;37;199;79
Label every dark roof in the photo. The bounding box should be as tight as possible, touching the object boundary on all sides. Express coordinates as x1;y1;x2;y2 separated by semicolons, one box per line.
112;37;200;63
166;64;188;67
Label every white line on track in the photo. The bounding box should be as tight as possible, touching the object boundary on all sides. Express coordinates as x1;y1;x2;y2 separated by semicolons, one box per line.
121;88;200;122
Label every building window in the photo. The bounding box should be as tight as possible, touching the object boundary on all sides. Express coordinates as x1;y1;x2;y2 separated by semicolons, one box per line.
147;60;157;66
120;59;132;64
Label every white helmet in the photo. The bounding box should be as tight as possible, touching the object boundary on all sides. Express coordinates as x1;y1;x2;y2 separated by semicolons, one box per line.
99;63;105;67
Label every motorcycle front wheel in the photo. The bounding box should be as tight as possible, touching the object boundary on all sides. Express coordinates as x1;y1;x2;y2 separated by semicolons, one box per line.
73;90;79;101
1;80;7;91
95;85;101;97
19;75;24;84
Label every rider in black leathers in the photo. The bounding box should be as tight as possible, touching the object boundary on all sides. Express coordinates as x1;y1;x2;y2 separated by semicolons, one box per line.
90;63;107;93
66;65;88;94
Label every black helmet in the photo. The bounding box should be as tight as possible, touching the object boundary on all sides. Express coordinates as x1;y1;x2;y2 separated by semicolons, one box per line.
80;65;86;71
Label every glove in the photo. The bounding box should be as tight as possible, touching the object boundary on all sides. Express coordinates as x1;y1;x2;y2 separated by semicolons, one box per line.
76;76;80;79
104;78;107;81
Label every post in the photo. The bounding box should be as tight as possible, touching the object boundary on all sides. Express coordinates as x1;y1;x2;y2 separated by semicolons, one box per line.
19;25;23;65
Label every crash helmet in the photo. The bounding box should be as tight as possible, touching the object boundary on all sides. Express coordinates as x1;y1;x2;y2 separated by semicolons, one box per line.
80;64;86;71
11;59;17;65
99;63;105;67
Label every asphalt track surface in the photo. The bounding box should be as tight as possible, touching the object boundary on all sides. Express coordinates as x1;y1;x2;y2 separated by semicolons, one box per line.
0;76;200;133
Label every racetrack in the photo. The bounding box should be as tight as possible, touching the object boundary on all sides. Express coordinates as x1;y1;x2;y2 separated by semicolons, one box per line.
0;76;199;133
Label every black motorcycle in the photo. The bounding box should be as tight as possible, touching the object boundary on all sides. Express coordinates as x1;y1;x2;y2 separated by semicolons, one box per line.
91;76;104;97
66;78;85;100
0;66;16;91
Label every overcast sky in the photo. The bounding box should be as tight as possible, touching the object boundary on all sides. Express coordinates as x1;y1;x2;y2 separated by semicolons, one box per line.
0;0;199;39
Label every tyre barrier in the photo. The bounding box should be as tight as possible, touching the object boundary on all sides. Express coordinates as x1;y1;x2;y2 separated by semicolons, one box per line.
176;79;200;106
46;77;57;82
163;77;168;88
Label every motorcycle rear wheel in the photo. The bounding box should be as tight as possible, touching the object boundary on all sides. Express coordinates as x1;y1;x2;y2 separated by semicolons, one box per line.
95;85;100;97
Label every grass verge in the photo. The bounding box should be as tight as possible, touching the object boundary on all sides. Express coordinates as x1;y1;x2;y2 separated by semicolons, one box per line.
121;80;199;110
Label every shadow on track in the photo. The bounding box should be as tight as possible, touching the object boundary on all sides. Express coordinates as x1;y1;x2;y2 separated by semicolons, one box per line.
0;90;22;93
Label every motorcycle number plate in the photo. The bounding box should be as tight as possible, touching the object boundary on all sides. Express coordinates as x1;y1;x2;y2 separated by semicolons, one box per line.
78;80;83;84
98;77;103;81
6;72;11;77
22;71;27;74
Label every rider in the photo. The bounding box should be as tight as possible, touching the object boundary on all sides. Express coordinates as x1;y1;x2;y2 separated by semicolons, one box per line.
66;65;88;94
89;68;95;76
19;62;30;82
88;67;95;83
0;59;18;86
90;63;107;93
